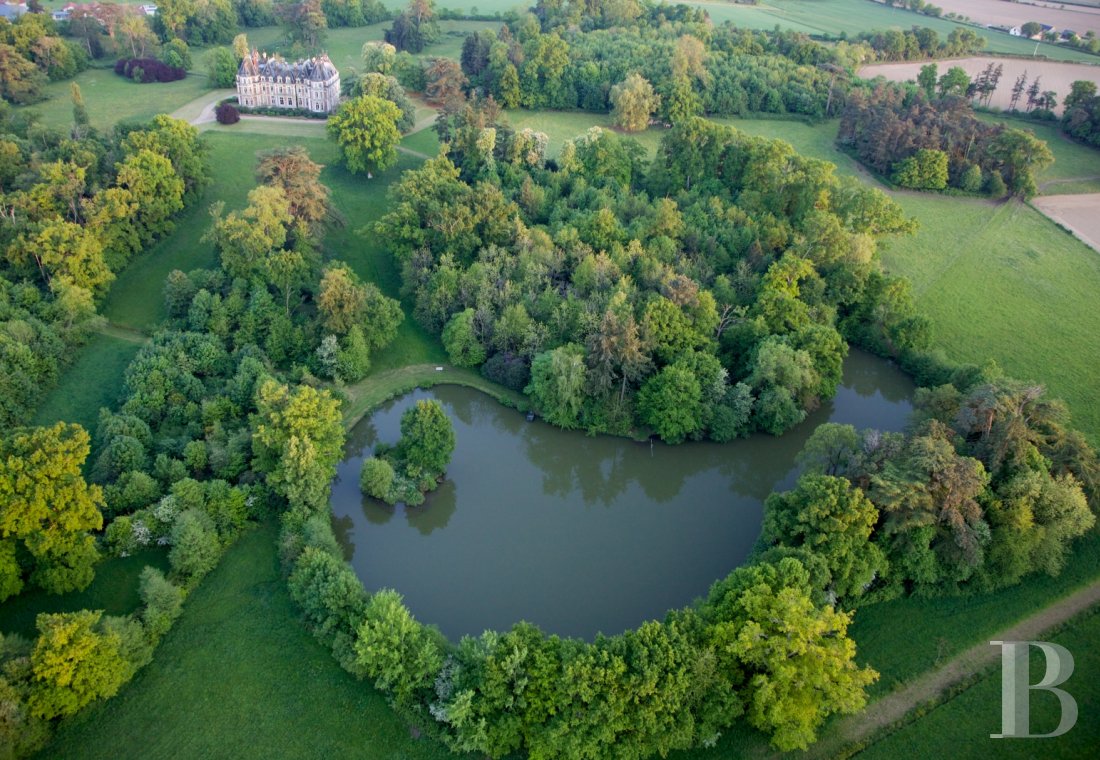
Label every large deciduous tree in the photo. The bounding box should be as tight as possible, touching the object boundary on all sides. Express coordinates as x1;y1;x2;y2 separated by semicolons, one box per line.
327;94;402;176
397;399;455;478
610;72;660;132
0;423;104;598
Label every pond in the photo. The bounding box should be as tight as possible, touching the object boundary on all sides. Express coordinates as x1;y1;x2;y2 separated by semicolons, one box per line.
330;349;915;640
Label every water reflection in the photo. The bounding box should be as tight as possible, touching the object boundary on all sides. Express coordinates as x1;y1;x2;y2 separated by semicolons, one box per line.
329;349;914;640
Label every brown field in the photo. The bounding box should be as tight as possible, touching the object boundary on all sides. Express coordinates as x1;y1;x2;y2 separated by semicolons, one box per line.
926;0;1100;34
1032;193;1100;252
860;56;1100;113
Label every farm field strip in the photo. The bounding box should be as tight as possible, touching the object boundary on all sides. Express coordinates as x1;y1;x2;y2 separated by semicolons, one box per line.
1031;192;1100;252
861;56;1100;114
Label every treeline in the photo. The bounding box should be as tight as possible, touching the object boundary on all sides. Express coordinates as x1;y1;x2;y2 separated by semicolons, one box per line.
457;18;844;120
377;103;918;443
0;12;88;104
0;108;208;427
1063;80;1100;147
856;25;985;62
839;82;1053;197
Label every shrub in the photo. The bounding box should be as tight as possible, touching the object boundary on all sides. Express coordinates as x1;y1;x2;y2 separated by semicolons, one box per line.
168;510;221;582
139;567;185;638
360;457;395;500
215;103;240;125
114;58;186;84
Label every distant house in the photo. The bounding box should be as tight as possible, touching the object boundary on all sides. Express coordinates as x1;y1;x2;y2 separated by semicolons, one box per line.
51;9;70;21
141;3;157;15
0;2;27;21
1008;26;1023;36
1062;29;1078;40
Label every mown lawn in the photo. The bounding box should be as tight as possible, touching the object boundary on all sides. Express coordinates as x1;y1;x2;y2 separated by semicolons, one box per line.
38;523;467;760
31;332;144;435
21;68;211;132
0;548;169;640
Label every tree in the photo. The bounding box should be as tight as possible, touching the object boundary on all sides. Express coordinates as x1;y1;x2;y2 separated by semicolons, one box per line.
526;344;587;429
442;308;486;366
1064;80;1097;111
425;57;467;105
0;424;104;595
10;220;112;295
917;62;937;98
398;399;455;478
892;148;948;190
360;457;395;499
763;475;885;600
279;0;328;49
168;509;220;581
256;146;331;232
117;148;187;246
987;127;1053;199
207;46;238;87
28;611;129;719
205;184;291;280
936;66;970;98
215;102;240;124
0;43;47;104
385;0;439;53
327;95;402;176
1021;21;1042;38
354;589;445;706
362;40;396;74
351;72;416;132
703;559;877;751
252;380;344;511
637;364;703;443
610;72;660;132
316;264;403;347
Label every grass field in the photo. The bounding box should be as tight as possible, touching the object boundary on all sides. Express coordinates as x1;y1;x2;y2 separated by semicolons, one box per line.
31;332;144;435
858;606;1100;758
23;69;211;132
39;523;468;760
0;548;169;640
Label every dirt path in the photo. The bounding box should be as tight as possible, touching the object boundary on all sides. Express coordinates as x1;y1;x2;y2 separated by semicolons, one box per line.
799;579;1100;759
96;322;150;345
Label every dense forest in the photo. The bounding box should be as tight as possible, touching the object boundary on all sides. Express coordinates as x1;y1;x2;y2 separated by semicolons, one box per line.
0;105;208;427
0;12;88;104
839;82;1054;197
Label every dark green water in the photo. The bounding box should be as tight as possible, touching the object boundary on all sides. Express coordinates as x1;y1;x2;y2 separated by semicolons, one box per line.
330;349;914;640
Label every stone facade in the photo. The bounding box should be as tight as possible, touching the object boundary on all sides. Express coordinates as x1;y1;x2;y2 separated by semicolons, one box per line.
236;51;340;114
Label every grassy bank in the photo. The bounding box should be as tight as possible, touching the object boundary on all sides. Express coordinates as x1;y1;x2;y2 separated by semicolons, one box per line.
38;523;465;760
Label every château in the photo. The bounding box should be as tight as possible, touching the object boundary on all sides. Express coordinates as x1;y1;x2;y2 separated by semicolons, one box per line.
236;50;340;114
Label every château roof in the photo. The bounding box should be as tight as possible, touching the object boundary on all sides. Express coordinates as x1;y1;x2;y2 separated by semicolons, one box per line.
238;50;338;83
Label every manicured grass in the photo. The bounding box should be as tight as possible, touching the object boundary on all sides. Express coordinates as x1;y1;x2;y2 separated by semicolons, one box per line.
342;363;526;427
0;549;169;640
21;68;211;132
858;606;1100;759
401;125;443;156
38;523;467;760
31;332;144;435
